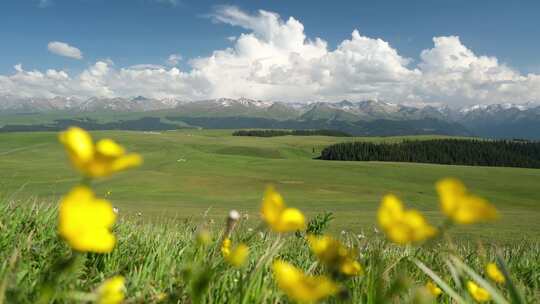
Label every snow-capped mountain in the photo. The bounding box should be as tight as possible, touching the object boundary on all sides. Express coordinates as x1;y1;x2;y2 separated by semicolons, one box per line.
78;96;181;112
198;97;274;109
1;96;538;122
452;102;540;139
168;97;300;120
1;96;539;138
459;103;534;114
0;95;84;111
224;97;273;108
0;95;181;112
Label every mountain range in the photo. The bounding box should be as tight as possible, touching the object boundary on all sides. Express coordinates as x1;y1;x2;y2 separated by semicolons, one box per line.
1;95;539;139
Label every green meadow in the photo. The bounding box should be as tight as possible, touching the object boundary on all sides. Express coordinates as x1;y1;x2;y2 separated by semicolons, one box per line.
1;129;539;242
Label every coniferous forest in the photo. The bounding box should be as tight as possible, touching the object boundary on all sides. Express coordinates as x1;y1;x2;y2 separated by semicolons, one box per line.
232;129;352;137
319;139;540;168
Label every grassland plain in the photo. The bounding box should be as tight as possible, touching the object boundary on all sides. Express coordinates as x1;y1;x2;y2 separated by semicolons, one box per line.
1;130;540;241
2;129;540;303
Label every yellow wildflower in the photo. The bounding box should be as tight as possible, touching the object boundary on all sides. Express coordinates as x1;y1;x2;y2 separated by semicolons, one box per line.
307;234;363;276
436;178;498;224
377;194;437;245
425;281;442;297
226;243;249;267
97;276;125;304
221;238;249;267
272;260;339;302
467;281;491;302
261;186;306;233
59;127;142;178
339;259;362;276
486;262;505;284
221;238;231;255
58;186;116;253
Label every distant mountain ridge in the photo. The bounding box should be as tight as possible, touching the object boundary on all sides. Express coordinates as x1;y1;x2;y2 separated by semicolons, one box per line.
1;95;539;139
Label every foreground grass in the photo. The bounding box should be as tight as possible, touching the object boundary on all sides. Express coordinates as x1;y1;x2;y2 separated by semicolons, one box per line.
1;200;539;303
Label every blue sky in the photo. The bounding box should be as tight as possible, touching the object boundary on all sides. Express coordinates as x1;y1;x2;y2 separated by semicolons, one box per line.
1;0;539;73
1;0;540;105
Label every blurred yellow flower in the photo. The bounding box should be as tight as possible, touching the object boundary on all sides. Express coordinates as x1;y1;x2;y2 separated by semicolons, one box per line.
377;194;437;245
221;238;249;267
272;260;339;302
226;243;249;267
425;281;442;297
59;127;142;178
467;281;491;302
221;238;232;257
486;262;505;284
260;186;306;233
97;276;125;304
436;178;498;224
58;186;116;253
339;259;362;276
307;234;363;276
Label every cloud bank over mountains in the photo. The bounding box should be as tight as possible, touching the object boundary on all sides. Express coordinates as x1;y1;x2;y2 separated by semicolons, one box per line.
1;6;539;106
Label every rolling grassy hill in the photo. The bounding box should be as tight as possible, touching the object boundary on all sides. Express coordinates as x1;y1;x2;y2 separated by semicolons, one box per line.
1;130;539;241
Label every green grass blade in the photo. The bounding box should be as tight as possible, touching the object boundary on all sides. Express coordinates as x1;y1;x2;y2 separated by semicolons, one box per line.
450;256;509;304
496;253;525;304
444;259;463;290
412;258;466;304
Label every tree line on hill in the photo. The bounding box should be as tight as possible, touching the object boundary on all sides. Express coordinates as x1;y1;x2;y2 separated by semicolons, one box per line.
166;116;470;136
232;129;352;137
318;139;540;168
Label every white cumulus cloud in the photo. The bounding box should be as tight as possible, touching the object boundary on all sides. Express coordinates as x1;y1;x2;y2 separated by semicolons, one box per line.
2;7;539;106
166;54;182;66
414;36;540;104
47;41;83;59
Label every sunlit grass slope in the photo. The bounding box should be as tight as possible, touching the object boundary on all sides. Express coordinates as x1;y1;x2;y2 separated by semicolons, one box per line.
1;130;539;240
